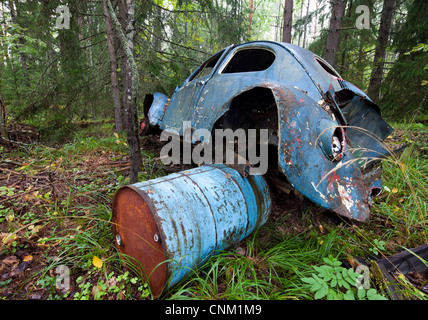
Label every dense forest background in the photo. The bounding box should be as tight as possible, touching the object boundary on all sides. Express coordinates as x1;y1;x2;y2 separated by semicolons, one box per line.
0;0;426;147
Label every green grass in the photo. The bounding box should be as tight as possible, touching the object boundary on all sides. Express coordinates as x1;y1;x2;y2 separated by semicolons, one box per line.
1;121;427;300
373;158;427;244
370;122;428;248
167;233;319;300
0;123;164;299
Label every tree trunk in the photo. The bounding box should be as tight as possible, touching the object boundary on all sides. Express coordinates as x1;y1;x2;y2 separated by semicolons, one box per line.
8;0;30;88
313;0;318;41
275;1;281;41
152;3;162;51
0;11;8;140
324;0;345;67
108;0;142;184
297;1;304;47
367;0;395;103
282;0;293;43
356;32;367;86
0;97;8;140
118;0;128;124
302;0;310;48
339;0;354;74
103;0;123;132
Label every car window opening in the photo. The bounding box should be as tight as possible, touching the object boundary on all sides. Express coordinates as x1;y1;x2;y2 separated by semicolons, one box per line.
222;48;275;73
190;49;225;81
315;57;340;77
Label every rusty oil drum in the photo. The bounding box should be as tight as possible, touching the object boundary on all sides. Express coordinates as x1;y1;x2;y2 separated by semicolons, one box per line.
112;164;271;298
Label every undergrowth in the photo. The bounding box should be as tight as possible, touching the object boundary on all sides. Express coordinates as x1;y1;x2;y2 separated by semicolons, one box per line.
0;121;427;300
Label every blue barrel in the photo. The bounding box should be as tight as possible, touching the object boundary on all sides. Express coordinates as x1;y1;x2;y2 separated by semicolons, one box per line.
112;164;271;298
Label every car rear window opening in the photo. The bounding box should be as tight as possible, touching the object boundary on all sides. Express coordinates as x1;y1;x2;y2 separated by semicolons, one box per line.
222;48;275;73
315;56;340;77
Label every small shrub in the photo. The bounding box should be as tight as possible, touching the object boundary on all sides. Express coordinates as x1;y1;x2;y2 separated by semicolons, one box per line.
301;255;387;300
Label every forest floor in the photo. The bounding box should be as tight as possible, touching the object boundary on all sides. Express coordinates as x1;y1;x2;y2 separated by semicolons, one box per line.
0;121;427;300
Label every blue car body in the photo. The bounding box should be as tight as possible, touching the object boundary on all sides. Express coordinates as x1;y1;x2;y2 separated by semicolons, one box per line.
142;41;394;222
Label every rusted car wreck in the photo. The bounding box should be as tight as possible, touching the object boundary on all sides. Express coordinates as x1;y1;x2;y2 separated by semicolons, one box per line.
113;41;395;297
140;41;393;223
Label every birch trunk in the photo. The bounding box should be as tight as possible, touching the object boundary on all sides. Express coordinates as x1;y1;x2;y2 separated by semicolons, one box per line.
108;0;141;183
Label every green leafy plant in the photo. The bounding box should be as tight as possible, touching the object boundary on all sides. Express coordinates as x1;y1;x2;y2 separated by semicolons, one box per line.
73;262;150;300
0;186;15;197
301;255;387;300
0;205;13;223
36;275;59;297
74;275;93;300
369;239;387;256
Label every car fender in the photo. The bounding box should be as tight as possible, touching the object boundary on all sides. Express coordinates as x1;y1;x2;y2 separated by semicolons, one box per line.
146;82;372;222
266;83;371;222
210;82;371;221
143;92;170;127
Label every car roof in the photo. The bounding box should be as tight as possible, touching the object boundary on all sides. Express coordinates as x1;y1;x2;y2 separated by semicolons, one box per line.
230;40;342;78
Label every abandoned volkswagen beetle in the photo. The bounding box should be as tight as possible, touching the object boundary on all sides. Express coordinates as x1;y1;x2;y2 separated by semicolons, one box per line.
141;41;394;223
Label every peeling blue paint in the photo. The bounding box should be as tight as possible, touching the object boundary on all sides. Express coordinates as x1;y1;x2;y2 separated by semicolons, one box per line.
122;164;271;290
142;41;395;222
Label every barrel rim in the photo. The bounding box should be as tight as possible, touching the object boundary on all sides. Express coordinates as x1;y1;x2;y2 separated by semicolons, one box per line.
112;164;272;298
112;185;171;298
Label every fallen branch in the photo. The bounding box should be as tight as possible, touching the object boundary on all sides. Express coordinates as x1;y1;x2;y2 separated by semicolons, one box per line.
1;159;23;167
0;167;23;176
1;137;32;147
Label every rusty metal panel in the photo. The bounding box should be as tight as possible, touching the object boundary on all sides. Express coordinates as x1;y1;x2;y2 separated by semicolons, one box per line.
112;164;271;298
112;187;167;297
340;94;393;168
272;84;371;222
